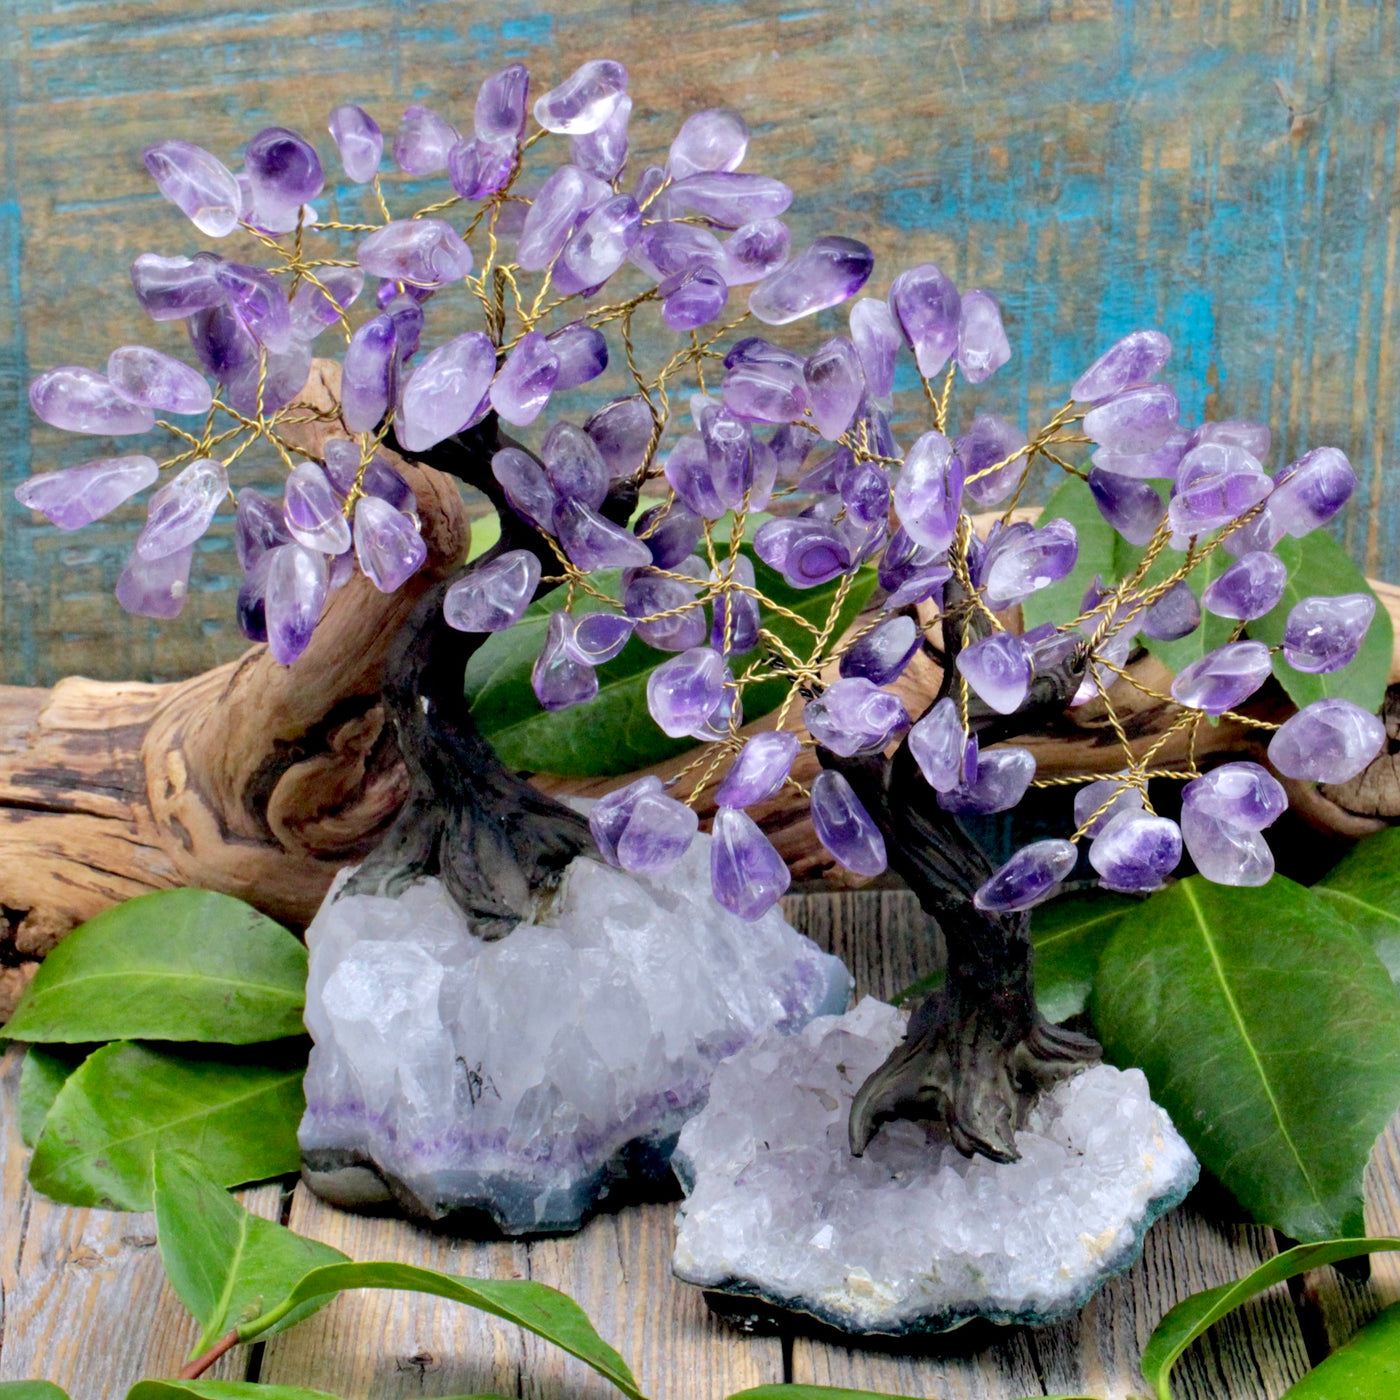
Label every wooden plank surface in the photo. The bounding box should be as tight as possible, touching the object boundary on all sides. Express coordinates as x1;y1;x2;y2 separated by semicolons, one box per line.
5;0;1400;687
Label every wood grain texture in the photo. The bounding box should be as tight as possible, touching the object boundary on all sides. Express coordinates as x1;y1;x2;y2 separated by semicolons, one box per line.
0;1043;283;1396
4;0;1400;686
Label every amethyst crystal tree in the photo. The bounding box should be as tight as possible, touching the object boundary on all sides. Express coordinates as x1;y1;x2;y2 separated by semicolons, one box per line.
17;59;1386;1183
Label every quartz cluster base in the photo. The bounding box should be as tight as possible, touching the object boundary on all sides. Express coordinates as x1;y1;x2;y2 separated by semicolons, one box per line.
672;998;1199;1336
299;834;851;1234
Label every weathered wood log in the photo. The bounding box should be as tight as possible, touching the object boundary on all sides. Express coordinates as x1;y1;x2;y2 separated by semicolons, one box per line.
2;364;1398;1017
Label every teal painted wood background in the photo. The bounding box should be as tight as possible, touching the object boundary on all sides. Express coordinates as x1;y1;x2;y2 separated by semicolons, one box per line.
2;0;1398;686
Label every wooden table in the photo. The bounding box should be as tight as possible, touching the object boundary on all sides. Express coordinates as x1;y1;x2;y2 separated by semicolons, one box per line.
2;889;1399;1400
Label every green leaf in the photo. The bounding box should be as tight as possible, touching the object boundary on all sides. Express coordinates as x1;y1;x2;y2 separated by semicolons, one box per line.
154;1152;347;1355
29;1041;304;1210
128;1385;345;1400
0;1384;71;1400
1091;877;1400;1240
1282;1298;1400;1397
1245;532;1392;712
240;1261;642;1400
18;1044;88;1148
1020;471;1115;633
3;889;306;1045
1314;827;1400;986
465;555;876;778
1139;1237;1400;1400
725;1388;1095;1400
1031;888;1139;1023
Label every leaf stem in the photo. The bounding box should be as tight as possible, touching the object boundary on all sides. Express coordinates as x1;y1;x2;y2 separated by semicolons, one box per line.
178;1329;240;1380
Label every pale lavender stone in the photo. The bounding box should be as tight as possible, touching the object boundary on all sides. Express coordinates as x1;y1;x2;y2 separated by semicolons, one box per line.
617;788;699;876
810;770;887;877
556;193;641;291
397;331;496;451
663;434;726;516
1083;384;1180;453
533;611;599;710
564;611;634;664
1073;778;1144;837
956;289;1010;384
393;105;459;174
116;541;194;619
631;221;726;282
888;263;960;379
715;732;801;809
1091;428;1190;480
1170;640;1272;714
545;322;608;392
1071;330;1172;405
586;396;653;476
490;331;559;427
1183;761;1286;831
142;140;241;237
1187;420;1271;460
443;551;541;633
956;632;1032;715
543;422;609;509
383;294;424;364
518;164;600;271
625;568;706;652
136;457;227;560
265;542;329;665
107;345;211;415
959;414;1028;508
1089;814;1181;893
661;172;792;229
244;126;323;219
846;299;899;403
571;93;632;182
662;267;728;331
1269;446;1357;537
937;746;1035;815
1283;593;1375;674
475;63;530;143
648;646;726;736
130;253;224;321
1088;468;1165;547
354;495;426;592
1141;581;1201;641
804;337;864;441
720;220;791;285
283;461;351;555
749;237;874;326
321;442;411;510
982;518;1079;609
1181;805;1273;886
879;527;949;604
589;775;662;865
909;697;977;793
341;313;397;433
722;349;809;423
803;677;908;758
29;367;156;435
710;806;791;920
668;108;748;179
223;337;311;417
753;518;852;589
1168;442;1272;536
554;498;650;571
234;486;290;568
534;60;628;135
448;137;516;200
1268;698;1386;783
186;302;259;383
357;218;472;287
289;267;365;341
893;430;962;553
633;502;700;569
328;104;382;183
16;455;158;530
328;549;356;591
974;839;1078;913
214;262;293;352
1222;502;1287;558
1202;551;1288;620
699;405;755;510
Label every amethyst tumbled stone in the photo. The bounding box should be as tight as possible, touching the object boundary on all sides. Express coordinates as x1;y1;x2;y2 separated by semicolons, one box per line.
974;839;1078;913
810;770;887;877
1169;641;1272;715
1282;593;1375;674
1088;814;1182;893
803;678;909;757
710;807;791;921
1267;699;1386;783
444;551;542;633
748;237;874;325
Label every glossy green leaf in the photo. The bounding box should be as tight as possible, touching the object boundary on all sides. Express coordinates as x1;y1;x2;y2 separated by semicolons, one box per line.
128;1385;345;1400
29;1041;304;1210
3;889;306;1045
1020;471;1115;633
154;1152;347;1355
239;1261;642;1400
18;1044;88;1148
1091;877;1400;1240
0;1384;71;1400
1314;827;1400;985
466;554;875;778
1245;531;1392;712
726;1387;1094;1400
1030;888;1139;1023
1282;1298;1400;1397
1140;1236;1400;1400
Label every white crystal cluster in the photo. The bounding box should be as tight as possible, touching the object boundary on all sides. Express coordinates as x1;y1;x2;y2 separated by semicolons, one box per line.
299;830;851;1234
673;998;1198;1334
